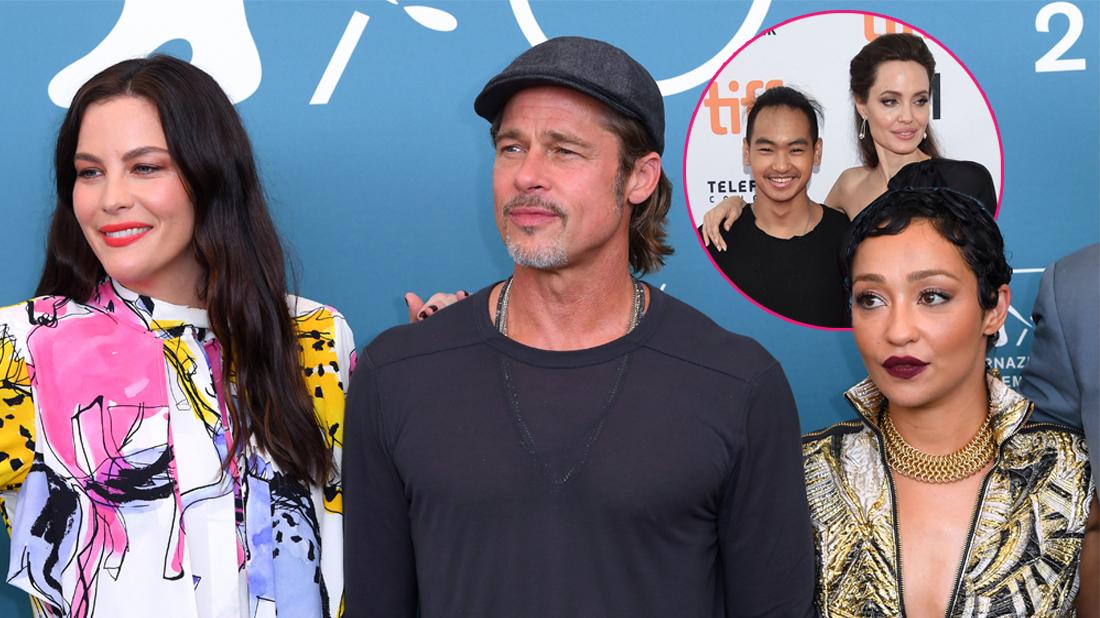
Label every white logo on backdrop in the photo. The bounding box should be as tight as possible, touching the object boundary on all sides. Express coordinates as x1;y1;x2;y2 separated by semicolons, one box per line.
47;0;459;108
48;1;769;106
48;0;262;107
311;0;458;105
509;0;772;96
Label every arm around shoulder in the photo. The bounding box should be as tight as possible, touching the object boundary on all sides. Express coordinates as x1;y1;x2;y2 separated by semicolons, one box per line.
700;195;747;251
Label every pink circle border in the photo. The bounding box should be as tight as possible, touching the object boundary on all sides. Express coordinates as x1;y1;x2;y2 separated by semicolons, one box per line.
680;9;1006;333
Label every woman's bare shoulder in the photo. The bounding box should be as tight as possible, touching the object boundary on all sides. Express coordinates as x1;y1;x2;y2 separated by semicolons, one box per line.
825;166;871;213
834;166;872;190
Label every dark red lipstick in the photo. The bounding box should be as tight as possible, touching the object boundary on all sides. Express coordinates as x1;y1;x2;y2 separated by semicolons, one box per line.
882;356;928;379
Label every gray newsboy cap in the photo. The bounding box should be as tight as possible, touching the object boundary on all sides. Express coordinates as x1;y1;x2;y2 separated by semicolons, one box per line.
474;36;665;154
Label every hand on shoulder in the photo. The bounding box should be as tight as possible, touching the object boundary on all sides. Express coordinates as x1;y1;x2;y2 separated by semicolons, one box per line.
700;195;747;252
406;290;470;323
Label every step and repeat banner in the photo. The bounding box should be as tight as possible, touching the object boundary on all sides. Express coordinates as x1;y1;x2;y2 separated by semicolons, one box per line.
0;2;1096;613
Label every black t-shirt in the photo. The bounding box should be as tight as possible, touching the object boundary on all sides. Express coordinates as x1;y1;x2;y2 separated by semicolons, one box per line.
706;205;850;328
343;284;815;618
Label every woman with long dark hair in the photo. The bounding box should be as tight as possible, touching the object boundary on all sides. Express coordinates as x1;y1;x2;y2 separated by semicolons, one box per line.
702;33;997;251
0;55;354;618
803;188;1096;616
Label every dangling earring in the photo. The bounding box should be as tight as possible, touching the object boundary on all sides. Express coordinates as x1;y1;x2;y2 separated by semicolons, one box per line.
858;118;867;140
922;131;927;140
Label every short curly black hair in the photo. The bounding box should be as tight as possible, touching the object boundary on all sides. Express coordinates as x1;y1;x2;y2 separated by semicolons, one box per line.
843;188;1011;338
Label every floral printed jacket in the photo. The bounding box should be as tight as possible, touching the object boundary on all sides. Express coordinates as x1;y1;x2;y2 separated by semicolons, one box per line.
0;280;355;618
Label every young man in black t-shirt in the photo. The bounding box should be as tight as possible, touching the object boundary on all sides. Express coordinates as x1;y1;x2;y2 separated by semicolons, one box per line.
705;86;850;328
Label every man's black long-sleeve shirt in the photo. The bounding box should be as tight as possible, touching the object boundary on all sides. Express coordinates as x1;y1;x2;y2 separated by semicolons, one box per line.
343;284;815;617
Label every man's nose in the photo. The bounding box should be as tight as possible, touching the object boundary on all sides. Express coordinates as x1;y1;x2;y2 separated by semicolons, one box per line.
514;148;549;192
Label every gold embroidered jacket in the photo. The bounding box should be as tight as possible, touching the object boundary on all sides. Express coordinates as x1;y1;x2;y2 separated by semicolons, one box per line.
802;375;1093;617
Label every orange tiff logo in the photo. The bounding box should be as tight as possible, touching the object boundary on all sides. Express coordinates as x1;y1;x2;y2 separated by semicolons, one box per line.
864;15;914;41
703;78;783;136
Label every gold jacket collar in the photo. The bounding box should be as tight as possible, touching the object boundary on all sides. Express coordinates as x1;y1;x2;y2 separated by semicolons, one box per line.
842;371;1033;448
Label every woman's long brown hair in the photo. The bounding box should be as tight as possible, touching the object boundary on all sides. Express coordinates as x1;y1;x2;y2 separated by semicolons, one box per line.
37;55;329;486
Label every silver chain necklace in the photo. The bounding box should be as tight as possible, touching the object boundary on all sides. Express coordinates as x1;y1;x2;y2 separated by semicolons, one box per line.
493;276;642;485
494;277;645;337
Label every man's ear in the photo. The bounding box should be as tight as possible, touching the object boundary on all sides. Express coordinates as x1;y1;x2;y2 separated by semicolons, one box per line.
625;152;662;205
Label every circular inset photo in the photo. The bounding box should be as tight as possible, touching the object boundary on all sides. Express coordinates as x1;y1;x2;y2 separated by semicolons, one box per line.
684;11;1003;330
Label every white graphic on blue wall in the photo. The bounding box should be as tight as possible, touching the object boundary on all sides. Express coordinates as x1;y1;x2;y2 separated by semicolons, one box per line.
46;0;761;107
311;0;458;105
48;0;262;107
990;268;1044;388
509;0;772;96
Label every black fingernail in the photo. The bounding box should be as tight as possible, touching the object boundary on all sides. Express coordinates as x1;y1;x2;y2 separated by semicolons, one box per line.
403;297;409;306
428;305;438;313
417;311;427;320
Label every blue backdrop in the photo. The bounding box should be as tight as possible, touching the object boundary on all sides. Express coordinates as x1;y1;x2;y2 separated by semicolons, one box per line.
0;1;1096;614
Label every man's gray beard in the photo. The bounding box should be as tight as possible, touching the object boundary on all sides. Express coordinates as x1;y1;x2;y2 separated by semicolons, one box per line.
502;194;570;270
505;227;569;270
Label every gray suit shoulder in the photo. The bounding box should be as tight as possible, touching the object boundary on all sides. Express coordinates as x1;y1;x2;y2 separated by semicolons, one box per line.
1053;243;1099;281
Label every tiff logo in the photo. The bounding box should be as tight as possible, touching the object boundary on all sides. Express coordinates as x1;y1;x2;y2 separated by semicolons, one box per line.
703;78;784;136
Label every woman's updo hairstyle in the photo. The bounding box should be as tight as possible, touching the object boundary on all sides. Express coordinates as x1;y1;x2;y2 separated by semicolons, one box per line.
850;33;943;168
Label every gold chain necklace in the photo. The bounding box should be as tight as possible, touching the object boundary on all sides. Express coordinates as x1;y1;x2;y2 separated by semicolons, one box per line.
880;411;996;484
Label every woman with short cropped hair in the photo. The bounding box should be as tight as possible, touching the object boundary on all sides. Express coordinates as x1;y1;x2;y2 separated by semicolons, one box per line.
803;187;1096;616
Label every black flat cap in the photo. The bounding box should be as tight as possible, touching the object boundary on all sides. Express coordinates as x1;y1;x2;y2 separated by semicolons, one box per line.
474;36;665;154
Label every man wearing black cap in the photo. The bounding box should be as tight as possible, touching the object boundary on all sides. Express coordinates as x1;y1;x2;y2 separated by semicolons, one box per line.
343;37;815;617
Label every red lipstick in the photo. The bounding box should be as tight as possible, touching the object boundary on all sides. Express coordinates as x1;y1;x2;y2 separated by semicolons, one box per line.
883;355;928;379
99;222;153;248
